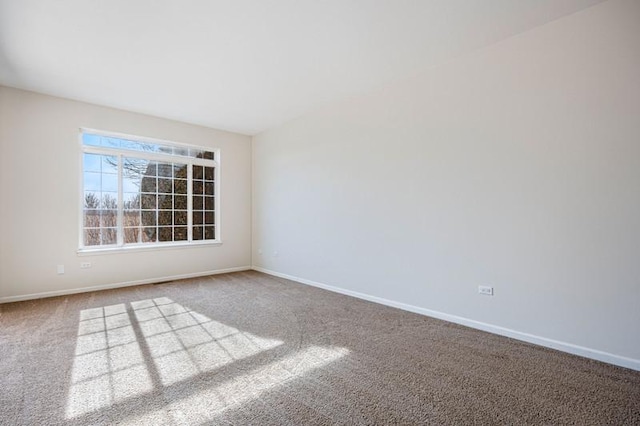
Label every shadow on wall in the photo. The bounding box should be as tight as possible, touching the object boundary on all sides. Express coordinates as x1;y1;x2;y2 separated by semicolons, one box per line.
66;298;349;424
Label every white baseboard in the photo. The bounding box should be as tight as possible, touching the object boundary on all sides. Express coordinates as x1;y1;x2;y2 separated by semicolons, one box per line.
0;266;252;304
252;266;640;372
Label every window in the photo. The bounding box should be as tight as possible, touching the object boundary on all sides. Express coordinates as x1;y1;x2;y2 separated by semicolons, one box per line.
80;130;219;250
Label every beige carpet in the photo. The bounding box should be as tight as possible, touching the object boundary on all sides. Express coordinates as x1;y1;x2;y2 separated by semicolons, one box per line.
1;270;638;425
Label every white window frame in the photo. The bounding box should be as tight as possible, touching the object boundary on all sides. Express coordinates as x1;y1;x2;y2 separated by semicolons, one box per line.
78;128;221;253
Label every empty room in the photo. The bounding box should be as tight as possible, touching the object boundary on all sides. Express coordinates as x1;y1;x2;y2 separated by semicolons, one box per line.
1;0;639;424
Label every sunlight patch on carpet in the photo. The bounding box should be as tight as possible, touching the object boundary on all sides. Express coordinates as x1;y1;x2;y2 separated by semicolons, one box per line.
66;304;152;418
132;298;283;385
66;298;286;419
168;345;350;425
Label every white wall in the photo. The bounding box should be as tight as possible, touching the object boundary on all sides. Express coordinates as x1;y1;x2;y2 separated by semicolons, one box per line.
252;0;640;368
0;86;252;301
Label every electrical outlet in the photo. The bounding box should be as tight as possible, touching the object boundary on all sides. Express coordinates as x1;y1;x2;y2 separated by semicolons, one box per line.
478;285;494;296
80;262;92;269
57;265;65;275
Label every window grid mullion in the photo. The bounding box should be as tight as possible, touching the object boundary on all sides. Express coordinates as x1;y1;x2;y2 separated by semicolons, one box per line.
117;154;124;246
187;161;193;242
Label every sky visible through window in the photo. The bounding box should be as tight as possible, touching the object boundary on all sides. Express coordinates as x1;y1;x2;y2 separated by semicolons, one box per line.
82;133;215;160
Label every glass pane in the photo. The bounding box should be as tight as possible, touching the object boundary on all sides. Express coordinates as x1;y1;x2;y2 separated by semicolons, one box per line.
158;178;172;194
158;194;173;210
159;227;173;242
203;151;214;160
124;227;140;244
101;156;118;174
122;157;145;179
193;226;203;241
144;162;158;177
158;211;172;226
123;193;140;209
193;196;203;210
101;193;118;209
142;227;157;243
84;192;100;208
173;147;188;156
100;210;117;227
83;210;100;227
140;176;157;193
189;149;203;158
204;167;214;181
83;154;102;172
141;194;156;209
120;140;145;152
123;211;140;227
173;195;186;210
158;162;173;178
103;138;121;149
174;179;187;194
193;166;203;180
174;164;188;179
204;182;214;196
204;196;214;211
123;158;154;191
204;211;214;225
141;211;157;226
204;226;215;240
122;176;139;193
102;228;117;245
174;227;187;241
174;211;187;226
83;172;102;191
82;133;101;147
83;229;101;246
102;173;118;192
158;146;173;155
193;181;203;194
193;212;203;225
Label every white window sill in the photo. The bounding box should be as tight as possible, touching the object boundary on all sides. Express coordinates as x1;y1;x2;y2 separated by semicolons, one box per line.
77;240;222;256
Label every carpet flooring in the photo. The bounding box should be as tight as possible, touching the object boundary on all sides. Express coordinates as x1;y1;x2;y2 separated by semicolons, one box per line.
1;270;638;425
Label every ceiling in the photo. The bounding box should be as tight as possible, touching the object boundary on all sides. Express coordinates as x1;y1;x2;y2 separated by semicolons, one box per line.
0;0;605;135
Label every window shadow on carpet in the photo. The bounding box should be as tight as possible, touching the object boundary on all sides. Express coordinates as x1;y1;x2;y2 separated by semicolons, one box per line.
65;297;349;424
